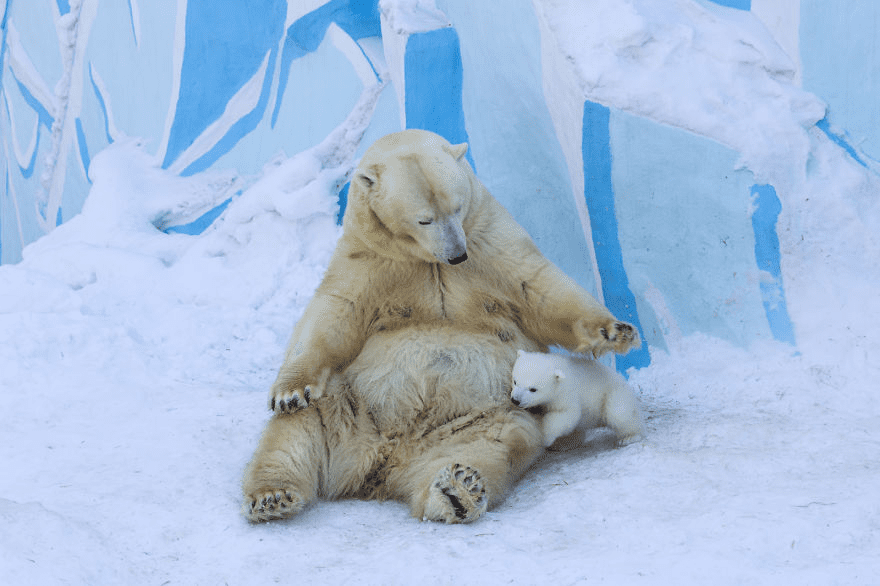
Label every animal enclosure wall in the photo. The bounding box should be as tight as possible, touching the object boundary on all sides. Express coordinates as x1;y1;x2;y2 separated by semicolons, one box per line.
1;0;877;372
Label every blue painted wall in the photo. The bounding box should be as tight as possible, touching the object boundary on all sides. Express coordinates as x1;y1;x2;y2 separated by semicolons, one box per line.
2;0;878;371
163;0;286;173
609;111;775;349
801;1;880;162
750;184;796;346
583;102;651;372
403;27;473;168
707;0;751;9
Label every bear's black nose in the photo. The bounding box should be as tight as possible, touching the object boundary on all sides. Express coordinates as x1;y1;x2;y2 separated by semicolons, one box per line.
449;252;468;265
511;397;520;406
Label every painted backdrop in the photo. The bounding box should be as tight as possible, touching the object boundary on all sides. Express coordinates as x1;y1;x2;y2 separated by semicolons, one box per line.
1;0;877;372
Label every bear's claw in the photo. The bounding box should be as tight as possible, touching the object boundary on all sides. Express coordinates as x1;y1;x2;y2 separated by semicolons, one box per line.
268;368;330;414
423;464;487;524
243;489;304;522
269;385;315;414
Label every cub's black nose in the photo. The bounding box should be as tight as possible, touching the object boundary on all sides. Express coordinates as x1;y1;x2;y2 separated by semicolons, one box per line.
511;397;520;406
449;252;468;265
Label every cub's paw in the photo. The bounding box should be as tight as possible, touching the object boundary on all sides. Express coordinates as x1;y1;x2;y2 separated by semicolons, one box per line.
243;488;304;523
574;318;641;357
423;464;488;524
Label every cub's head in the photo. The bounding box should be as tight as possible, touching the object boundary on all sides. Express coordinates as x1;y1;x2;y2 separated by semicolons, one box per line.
510;350;565;408
346;129;475;265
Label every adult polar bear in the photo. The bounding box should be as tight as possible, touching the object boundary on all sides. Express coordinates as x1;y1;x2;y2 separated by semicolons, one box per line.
242;129;640;523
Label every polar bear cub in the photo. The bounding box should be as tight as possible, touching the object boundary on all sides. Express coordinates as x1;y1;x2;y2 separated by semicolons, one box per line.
511;350;644;448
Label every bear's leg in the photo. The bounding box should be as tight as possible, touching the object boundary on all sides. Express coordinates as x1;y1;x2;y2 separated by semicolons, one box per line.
388;409;543;524
241;408;326;522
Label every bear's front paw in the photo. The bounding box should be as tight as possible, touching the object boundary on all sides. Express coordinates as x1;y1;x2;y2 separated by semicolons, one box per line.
574;318;641;357
269;384;314;414
423;464;488;524
242;488;304;522
268;367;330;414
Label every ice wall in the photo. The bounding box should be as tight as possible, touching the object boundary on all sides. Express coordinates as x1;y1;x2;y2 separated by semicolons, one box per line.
1;0;878;373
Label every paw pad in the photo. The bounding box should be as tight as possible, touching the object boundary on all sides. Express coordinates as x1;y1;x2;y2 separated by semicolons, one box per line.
425;464;488;524
243;489;303;522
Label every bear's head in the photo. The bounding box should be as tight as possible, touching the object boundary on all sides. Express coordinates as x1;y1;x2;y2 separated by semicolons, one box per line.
345;129;476;265
510;350;565;408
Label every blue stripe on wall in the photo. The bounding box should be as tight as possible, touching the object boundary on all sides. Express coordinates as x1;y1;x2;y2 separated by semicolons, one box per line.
75;117;91;177
0;0;9;76
163;0;285;169
404;27;475;169
127;0;138;46
336;182;349;225
164;197;233;235
11;75;54;130
273;0;381;127
816;116;868;168
89;64;114;143
56;0;71;15
181;47;279;176
750;184;796;346
582;101;651;373
708;0;750;9
2;94;42;179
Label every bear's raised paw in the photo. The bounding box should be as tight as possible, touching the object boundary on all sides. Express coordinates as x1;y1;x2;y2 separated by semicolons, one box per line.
243;488;305;523
423;464;488;524
574;318;641;357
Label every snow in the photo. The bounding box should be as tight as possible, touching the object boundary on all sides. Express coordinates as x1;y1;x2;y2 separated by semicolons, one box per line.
2;1;880;584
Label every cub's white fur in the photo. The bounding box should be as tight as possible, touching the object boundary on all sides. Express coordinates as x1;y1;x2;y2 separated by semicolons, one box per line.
511;350;644;448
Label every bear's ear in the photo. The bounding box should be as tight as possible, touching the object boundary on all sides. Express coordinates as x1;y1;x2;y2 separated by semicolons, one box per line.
554;370;566;381
446;142;468;161
354;165;381;190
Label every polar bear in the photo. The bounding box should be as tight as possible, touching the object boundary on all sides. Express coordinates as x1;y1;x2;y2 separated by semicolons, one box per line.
241;129;640;524
511;350;644;448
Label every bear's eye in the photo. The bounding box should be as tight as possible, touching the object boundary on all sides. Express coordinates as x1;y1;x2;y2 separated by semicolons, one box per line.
418;219;433;226
529;388;537;393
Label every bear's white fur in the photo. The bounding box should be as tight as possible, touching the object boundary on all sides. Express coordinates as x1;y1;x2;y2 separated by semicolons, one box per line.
241;130;640;524
511;350;644;448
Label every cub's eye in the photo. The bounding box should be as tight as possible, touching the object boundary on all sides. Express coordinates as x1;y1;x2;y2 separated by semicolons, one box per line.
418;219;433;226
529;388;537;393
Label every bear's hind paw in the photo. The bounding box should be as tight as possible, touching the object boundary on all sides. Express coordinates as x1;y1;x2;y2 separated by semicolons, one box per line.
243;489;304;523
423;464;488;524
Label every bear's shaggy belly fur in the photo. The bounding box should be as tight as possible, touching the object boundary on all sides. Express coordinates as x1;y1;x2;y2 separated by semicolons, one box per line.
346;326;541;437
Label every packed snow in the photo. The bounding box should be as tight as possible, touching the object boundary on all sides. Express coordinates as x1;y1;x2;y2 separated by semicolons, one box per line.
2;0;879;584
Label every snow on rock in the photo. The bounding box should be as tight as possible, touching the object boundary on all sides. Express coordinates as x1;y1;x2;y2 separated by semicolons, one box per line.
537;0;826;176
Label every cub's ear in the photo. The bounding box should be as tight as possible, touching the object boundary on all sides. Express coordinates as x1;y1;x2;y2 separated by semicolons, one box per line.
446;142;468;161
517;349;526;358
554;370;566;381
354;165;381;190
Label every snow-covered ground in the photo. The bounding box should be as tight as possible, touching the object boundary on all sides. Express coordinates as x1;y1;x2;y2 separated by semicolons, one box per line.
3;2;880;584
